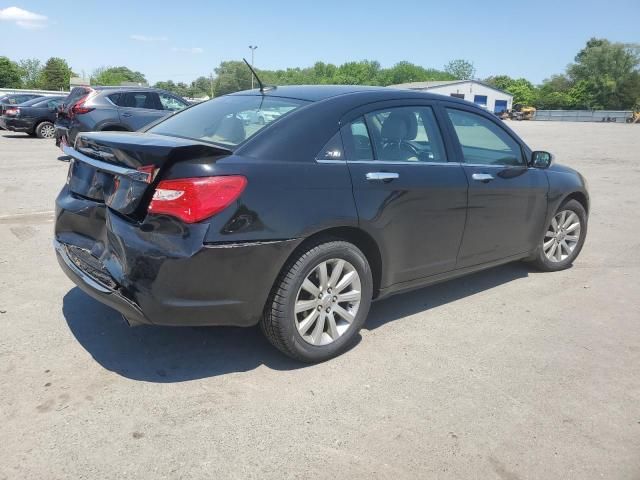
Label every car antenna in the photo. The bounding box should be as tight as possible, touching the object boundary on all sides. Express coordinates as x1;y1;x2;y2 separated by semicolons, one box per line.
242;58;275;94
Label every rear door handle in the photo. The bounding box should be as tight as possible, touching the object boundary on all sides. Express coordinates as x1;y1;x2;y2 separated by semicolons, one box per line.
122;112;132;117
472;173;494;182
366;172;399;182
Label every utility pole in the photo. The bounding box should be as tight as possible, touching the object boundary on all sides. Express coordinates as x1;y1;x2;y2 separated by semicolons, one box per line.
248;45;258;89
210;72;214;98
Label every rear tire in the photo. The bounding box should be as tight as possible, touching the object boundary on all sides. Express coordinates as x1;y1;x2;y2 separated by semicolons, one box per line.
261;240;373;362
529;199;587;272
35;121;55;139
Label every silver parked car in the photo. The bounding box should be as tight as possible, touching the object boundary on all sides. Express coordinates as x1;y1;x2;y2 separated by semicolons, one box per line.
54;86;189;147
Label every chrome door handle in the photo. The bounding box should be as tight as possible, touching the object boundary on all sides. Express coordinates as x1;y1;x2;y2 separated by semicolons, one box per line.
366;172;399;182
472;173;494;182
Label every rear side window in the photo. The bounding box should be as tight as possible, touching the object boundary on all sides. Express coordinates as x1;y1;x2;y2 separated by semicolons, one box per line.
118;92;161;110
317;132;344;160
447;109;523;166
148;95;309;148
364;106;446;162
346;117;374;160
46;99;62;109
343;106;446;163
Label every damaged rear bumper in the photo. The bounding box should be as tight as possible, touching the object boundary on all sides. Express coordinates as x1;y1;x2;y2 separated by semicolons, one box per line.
54;239;149;326
54;190;301;327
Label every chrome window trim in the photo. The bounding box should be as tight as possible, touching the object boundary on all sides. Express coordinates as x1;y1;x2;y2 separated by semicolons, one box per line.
462;163;528;168
316;158;460;166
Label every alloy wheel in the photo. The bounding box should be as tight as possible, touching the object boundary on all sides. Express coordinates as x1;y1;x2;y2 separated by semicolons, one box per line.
543;210;581;262
294;258;362;346
40;124;55;138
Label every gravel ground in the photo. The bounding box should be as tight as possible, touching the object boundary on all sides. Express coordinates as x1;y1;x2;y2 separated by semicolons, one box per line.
0;122;639;479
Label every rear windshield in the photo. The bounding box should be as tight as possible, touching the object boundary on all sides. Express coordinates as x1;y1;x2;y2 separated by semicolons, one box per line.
148;95;309;148
65;87;92;106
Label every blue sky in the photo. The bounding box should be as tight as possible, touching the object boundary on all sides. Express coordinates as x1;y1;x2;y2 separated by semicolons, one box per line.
1;0;638;85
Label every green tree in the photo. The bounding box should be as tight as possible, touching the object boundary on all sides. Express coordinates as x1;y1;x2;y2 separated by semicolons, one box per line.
534;75;589;109
213;61;253;95
0;56;23;88
153;80;191;97
18;58;43;88
484;75;537;105
376;61;454;85
484;75;514;91
91;66;147;86
444;59;475;80
506;78;536;105
567;38;640;109
189;76;211;97
40;57;73;90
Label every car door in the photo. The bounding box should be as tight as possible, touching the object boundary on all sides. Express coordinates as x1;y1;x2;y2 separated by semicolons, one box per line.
117;91;167;131
443;105;548;267
341;101;468;288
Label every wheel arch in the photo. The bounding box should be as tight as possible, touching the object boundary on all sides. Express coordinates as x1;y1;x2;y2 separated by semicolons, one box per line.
97;123;130;132
561;191;589;214
33;118;53;132
281;226;383;299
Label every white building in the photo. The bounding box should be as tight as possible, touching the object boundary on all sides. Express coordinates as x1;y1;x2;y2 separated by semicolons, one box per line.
389;80;513;114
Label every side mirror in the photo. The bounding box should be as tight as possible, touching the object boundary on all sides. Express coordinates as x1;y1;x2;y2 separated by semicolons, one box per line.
531;151;554;169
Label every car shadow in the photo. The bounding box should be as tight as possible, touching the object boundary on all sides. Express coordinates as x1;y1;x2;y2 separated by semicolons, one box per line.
1;134;31;138
62;288;305;382
62;263;529;382
365;262;530;330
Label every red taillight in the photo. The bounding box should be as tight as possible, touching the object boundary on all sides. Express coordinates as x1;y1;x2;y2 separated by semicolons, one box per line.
148;176;247;223
5;107;18;116
71;102;94;116
70;91;95;117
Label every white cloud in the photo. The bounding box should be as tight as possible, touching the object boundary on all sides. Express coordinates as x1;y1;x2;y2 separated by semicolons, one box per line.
130;34;168;43
171;47;204;54
0;6;47;29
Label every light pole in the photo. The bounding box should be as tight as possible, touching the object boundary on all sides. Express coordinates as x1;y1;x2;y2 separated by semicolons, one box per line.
248;45;258;89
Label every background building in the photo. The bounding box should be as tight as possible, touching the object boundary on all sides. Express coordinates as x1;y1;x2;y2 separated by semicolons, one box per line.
389;80;513;113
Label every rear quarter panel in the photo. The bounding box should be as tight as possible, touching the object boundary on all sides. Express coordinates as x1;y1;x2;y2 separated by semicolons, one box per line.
161;155;359;244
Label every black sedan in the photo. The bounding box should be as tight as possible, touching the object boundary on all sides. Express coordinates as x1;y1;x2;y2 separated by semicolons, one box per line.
1;96;66;138
54;86;589;362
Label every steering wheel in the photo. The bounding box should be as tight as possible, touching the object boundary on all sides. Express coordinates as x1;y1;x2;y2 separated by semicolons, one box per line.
399;140;422;161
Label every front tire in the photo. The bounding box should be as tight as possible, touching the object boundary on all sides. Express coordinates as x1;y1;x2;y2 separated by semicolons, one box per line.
530;199;587;271
261;240;373;362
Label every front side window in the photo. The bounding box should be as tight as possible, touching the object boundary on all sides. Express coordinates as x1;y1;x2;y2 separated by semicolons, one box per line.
148;95;308;148
366;106;446;162
447;109;523;166
159;93;188;112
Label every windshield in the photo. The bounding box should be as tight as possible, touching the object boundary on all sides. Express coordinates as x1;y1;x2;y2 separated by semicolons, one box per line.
148;95;309;148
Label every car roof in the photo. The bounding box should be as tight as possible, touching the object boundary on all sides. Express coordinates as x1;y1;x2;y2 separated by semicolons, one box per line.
228;84;469;105
92;86;161;92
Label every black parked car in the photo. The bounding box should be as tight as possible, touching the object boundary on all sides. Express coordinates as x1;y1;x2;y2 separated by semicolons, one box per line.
1;96;65;138
54;86;589;362
54;86;189;147
0;93;45;127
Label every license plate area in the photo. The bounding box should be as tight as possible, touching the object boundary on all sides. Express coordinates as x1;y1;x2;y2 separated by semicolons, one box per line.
65;149;153;216
68;159;116;203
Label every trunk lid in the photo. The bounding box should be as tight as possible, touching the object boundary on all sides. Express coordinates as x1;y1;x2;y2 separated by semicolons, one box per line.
65;131;232;217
